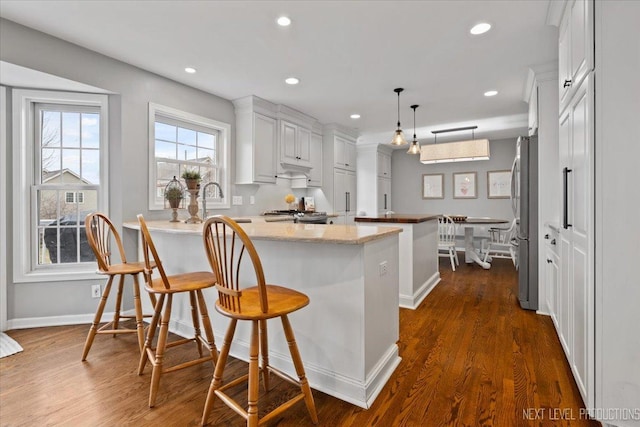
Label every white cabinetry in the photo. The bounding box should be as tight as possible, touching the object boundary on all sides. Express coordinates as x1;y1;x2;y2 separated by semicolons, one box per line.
307;132;323;187
356;145;392;216
323;125;359;223
334;136;356;171
528;85;538;136
559;73;594;408
233;96;278;184
559;0;594;111
280;119;311;169
333;168;357;225
544;227;561;340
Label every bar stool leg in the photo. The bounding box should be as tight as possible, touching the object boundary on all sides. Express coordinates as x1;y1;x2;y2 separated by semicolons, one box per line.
149;294;173;408
195;289;218;363
112;275;125;335
132;273;145;354
281;315;318;424
188;291;203;357
247;320;259;427
138;294;164;375
201;319;237;426
81;275;114;361
259;319;270;391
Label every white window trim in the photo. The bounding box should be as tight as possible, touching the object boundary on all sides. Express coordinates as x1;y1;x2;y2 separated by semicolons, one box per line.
1;86;8;330
148;102;230;210
12;89;109;283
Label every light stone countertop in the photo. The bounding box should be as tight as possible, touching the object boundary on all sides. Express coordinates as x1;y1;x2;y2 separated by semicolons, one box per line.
123;219;401;245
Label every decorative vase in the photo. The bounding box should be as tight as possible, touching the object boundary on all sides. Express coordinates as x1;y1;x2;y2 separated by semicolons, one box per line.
185;178;200;190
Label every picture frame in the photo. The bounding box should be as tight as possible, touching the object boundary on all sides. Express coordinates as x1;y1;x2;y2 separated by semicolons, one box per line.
453;172;477;199
422;173;444;199
487;170;511;199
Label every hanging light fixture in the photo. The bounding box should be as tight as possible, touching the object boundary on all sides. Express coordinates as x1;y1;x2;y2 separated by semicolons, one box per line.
390;88;408;146
407;104;421;155
420;126;490;164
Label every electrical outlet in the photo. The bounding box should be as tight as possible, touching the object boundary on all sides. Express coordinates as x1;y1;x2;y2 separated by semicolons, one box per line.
91;284;101;298
379;261;388;276
232;196;243;205
250;196;255;205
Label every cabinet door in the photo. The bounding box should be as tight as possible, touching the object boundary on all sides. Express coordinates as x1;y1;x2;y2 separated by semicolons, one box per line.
308;133;323;187
377;152;391;178
558;11;571;107
347;170;357;215
569;77;593;403
253;113;278;183
377;177;391;213
344;141;357;171
297;126;312;167
528;86;538;136
334;137;346;168
570;0;593;94
280;120;297;164
333;168;347;214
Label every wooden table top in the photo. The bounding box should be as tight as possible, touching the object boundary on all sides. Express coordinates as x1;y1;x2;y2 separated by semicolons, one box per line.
354;213;440;224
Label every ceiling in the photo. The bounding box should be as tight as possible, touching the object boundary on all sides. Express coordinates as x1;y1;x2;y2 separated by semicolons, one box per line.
0;0;558;145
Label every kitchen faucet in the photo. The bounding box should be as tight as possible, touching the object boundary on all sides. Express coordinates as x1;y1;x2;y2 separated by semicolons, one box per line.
201;182;224;219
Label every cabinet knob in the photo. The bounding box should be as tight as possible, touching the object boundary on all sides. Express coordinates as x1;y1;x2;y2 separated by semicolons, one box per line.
563;79;572;88
551;239;556;245
547;259;553;264
544;234;550;239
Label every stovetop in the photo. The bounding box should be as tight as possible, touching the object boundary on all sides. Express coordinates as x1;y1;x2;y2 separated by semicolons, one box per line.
263;210;326;216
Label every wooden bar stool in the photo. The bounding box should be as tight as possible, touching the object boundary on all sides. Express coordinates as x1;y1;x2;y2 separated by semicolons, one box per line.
82;212;155;360
136;214;218;407
200;215;318;427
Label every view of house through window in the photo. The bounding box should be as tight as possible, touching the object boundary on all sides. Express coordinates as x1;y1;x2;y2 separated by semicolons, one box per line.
36;105;100;265
153;116;221;204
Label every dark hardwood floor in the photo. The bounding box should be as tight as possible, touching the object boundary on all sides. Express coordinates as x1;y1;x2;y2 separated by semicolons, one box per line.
0;257;599;426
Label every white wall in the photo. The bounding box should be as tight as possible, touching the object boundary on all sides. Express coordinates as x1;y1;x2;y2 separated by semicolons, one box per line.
390;138;518;221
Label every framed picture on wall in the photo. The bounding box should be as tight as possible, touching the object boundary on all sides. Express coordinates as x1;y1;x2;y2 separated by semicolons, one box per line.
487;170;511;199
422;173;444;199
453;172;477;199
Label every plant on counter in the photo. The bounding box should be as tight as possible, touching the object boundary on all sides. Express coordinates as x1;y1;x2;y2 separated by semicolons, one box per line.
181;169;202;189
164;186;184;209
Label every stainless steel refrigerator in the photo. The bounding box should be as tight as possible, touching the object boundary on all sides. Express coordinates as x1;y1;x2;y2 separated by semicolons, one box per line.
511;135;538;310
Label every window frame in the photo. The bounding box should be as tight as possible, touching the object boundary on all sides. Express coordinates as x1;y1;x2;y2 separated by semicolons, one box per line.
148;103;230;210
12;89;109;283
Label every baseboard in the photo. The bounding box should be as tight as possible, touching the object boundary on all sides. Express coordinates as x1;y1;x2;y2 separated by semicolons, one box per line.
399;272;441;310
6;310;133;330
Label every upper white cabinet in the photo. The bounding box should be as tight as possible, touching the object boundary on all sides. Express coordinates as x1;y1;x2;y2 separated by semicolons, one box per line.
280;119;312;170
308;132;323;187
334;136;356;171
377;151;391;178
559;0;594;112
233;96;278;184
528;85;538;136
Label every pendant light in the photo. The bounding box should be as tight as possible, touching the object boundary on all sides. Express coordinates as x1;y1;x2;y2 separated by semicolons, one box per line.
407;104;421;154
390;88;408;146
420;125;490;164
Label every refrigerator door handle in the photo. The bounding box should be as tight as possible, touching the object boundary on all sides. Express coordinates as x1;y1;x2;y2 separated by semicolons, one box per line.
510;156;518;218
563;167;572;229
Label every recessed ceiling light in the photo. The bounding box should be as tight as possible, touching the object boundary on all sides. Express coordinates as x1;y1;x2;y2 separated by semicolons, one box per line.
484;90;498;97
285;77;299;85
277;16;291;27
470;22;491;35
350;114;361;119
184;67;197;74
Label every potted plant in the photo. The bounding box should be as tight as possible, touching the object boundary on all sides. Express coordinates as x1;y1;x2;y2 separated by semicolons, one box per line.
164;186;184;209
181;169;202;190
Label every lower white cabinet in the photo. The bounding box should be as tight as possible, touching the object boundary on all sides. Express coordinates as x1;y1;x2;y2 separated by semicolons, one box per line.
334;168;357;225
377;177;391;214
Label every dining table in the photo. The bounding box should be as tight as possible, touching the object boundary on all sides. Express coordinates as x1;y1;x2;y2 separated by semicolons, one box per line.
451;217;509;269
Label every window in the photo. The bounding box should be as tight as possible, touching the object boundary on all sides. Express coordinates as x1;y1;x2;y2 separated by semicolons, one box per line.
64;192;85;204
12;90;108;282
148;103;230;210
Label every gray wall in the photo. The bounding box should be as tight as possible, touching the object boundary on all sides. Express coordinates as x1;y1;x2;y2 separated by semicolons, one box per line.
0;18;295;325
391;138;517;221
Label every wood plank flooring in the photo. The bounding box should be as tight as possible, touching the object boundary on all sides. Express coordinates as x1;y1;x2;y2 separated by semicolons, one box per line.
0;258;600;426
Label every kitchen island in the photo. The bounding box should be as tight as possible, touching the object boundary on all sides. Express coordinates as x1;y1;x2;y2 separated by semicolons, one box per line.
123;220;401;409
354;214;440;309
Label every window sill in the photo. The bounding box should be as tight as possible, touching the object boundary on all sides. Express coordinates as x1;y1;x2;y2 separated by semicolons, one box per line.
14;265;101;284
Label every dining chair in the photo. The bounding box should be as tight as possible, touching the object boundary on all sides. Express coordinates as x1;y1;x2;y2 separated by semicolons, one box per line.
483;218;518;267
200;215;318;427
438;215;459;271
136;214;218;407
82;212;155;360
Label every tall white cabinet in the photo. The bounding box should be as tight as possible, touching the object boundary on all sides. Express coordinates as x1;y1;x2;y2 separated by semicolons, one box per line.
323;125;358;225
357;144;392;216
547;1;640;424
